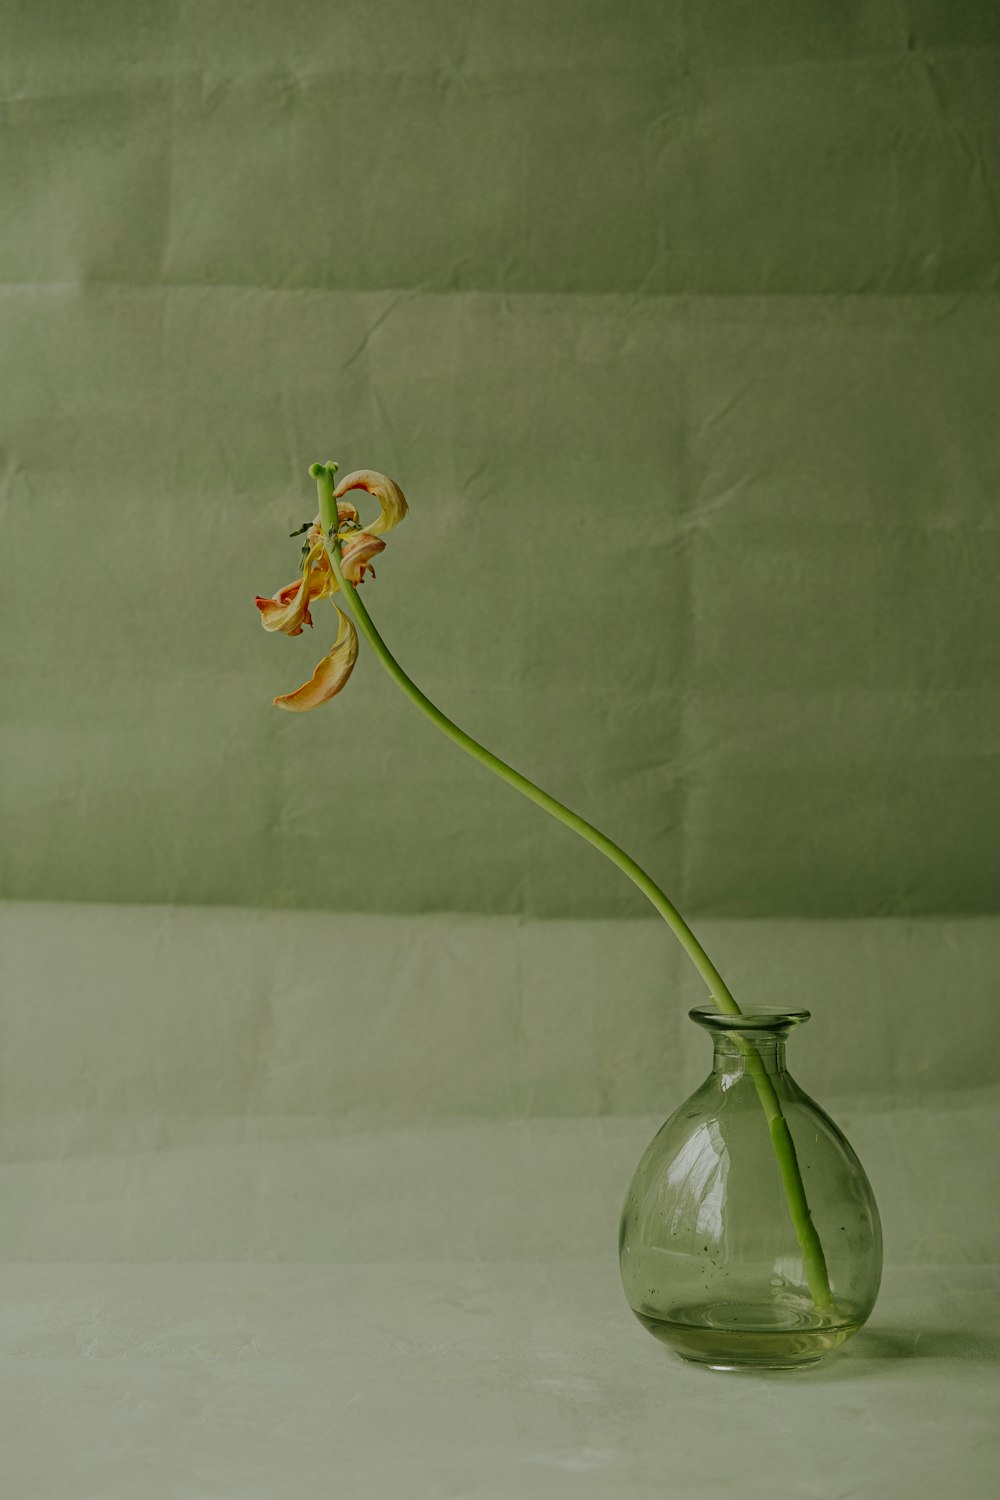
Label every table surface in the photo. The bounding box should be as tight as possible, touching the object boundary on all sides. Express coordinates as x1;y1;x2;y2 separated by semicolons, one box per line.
1;1262;996;1500
2;905;998;1496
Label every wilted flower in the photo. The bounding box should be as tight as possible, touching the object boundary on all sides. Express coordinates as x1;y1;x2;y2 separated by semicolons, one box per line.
255;468;407;709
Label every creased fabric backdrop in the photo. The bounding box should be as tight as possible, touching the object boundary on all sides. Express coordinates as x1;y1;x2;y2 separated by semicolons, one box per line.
1;4;999;1498
3;0;999;918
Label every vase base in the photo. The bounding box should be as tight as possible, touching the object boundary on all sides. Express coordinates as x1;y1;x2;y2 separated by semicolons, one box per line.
633;1299;863;1370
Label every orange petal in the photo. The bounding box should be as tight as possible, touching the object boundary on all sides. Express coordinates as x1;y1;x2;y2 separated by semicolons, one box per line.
333;470;408;537
256;537;339;632
255;575;312;635
340;530;386;584
307;550;337;599
272;607;359;712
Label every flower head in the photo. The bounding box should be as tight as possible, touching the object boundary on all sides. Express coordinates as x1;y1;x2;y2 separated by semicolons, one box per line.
255;467;407;710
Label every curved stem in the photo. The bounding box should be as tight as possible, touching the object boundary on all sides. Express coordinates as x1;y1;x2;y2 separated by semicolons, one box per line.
311;463;833;1311
314;471;738;1011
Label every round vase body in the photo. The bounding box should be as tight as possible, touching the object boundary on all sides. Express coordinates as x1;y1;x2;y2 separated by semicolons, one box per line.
619;1006;882;1370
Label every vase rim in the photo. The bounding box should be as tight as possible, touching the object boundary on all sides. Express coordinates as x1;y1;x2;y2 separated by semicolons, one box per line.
689;1003;811;1032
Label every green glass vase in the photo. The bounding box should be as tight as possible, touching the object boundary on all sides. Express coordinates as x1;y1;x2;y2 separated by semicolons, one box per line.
619;1005;882;1370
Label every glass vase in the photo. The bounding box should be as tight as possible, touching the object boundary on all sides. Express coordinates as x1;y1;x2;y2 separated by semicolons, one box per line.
619;1005;882;1370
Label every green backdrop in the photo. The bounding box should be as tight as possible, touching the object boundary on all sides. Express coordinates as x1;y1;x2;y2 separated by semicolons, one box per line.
2;7;1000;1494
3;0;998;921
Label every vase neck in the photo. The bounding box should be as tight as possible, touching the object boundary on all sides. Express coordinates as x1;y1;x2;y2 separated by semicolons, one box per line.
689;1004;809;1082
710;1032;788;1079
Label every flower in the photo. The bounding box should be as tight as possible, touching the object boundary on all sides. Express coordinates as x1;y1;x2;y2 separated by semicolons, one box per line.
256;468;407;710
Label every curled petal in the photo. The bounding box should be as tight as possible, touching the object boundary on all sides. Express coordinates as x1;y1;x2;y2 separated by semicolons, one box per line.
256;541;337;632
340;530;386;584
255;575;312;635
272;607;359;712
309;562;336;599
305;544;337;599
333;469;408;537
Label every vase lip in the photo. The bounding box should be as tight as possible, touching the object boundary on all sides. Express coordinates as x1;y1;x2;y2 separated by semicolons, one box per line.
689;1003;811;1032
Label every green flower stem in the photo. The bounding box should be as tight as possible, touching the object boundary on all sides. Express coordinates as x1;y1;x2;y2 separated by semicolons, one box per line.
313;467;735;1008
311;462;833;1312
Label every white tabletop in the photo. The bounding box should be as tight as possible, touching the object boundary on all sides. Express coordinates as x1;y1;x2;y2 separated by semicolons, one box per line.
2;1261;996;1499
